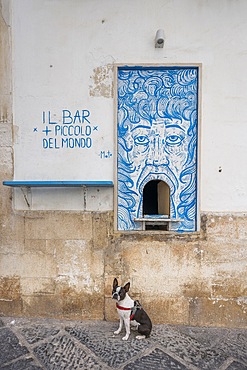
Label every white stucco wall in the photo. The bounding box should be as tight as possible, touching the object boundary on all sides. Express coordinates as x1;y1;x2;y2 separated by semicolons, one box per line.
11;0;247;212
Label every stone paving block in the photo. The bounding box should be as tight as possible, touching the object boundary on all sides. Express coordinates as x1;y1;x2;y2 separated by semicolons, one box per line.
150;325;227;369
0;327;29;365
20;324;60;344
225;360;247;370
65;322;151;368
123;347;188;370
1;317;247;370
1;357;43;370
33;334;104;370
177;325;229;347
216;329;247;363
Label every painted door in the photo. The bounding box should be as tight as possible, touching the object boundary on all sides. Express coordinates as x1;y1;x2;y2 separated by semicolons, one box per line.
116;66;199;232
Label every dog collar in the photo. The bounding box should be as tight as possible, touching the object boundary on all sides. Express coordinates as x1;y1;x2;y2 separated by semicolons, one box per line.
116;303;132;311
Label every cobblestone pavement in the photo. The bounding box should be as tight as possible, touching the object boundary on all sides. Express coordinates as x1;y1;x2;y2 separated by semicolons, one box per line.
0;316;247;370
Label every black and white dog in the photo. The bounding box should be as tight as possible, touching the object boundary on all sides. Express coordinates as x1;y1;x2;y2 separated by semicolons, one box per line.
112;278;152;340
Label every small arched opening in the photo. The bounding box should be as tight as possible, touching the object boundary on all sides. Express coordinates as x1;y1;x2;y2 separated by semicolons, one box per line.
143;180;170;230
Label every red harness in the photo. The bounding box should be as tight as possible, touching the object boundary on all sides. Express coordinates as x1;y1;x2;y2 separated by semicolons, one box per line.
116;303;131;311
116;303;137;320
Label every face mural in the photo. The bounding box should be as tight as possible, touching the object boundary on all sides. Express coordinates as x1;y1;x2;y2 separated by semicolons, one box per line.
117;67;199;232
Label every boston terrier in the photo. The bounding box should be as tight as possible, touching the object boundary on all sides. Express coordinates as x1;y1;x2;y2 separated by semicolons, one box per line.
112;278;152;341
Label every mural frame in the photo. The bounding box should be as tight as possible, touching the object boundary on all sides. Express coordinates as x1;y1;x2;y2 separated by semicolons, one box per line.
114;64;201;233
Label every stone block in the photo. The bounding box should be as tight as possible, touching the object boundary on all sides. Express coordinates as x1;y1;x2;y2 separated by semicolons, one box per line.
55;244;104;286
0;122;12;147
169;242;203;279
21;277;56;295
206;215;238;239
0;146;12;175
0;95;12;125
92;212;111;250
0;299;23;316
189;297;247;328
120;240;201;294
104;297;119;322
46;239;64;255
183;281;211;299
105;275;119;297
21;253;57;278
55;274;99;297
121;240;171;284
64;292;104;320
143;296;189;325
166;297;190;325
0;254;23;276
104;241;123;277
25;239;64;257
90;249;105;281
24;239;47;254
0;276;22;316
0;186;12;215
203;241;247;265
56;239;93;281
0;214;25;251
0;252;57;278
0;276;21;300
211;278;247;299
237;217;247;240
23;292;104;320
23;295;62;318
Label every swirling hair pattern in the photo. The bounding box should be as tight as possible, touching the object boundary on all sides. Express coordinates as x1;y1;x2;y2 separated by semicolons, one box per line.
117;66;199;232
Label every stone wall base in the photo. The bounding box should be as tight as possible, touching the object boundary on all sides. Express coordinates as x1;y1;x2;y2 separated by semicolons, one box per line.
0;210;246;328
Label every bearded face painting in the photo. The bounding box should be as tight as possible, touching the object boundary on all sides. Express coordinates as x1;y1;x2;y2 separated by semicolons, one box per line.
117;66;199;232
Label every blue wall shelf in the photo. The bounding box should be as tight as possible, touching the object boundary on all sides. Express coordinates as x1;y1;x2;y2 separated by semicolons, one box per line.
3;181;114;187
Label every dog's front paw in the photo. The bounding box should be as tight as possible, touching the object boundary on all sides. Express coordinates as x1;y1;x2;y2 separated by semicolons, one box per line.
122;335;129;341
114;329;121;335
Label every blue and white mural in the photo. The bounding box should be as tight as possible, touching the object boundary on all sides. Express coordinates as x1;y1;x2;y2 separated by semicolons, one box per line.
117;66;199;232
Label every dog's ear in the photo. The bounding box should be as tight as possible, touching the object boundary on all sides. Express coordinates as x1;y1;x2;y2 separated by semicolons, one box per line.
124;282;130;292
113;278;118;289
